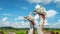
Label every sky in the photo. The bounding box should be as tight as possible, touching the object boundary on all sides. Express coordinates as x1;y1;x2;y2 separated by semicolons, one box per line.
0;0;60;28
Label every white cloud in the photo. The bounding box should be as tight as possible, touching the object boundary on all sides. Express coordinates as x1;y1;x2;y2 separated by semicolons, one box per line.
44;23;60;28
0;8;2;10
48;19;60;28
44;19;49;25
0;21;30;28
46;10;58;17
0;18;60;28
10;22;22;28
35;4;41;9
0;17;10;27
41;0;53;4
2;14;13;16
58;19;60;23
27;0;60;4
53;0;60;7
51;24;60;28
10;21;30;28
2;14;11;16
0;14;17;16
2;17;8;21
56;19;60;24
27;0;60;7
27;0;53;4
21;7;28;9
27;0;42;3
15;16;24;20
0;21;11;27
53;0;60;3
21;21;30;28
0;16;29;28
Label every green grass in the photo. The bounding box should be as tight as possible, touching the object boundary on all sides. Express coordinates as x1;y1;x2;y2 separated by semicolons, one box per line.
0;28;60;34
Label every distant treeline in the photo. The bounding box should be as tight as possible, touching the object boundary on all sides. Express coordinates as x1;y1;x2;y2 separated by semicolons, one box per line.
0;27;60;30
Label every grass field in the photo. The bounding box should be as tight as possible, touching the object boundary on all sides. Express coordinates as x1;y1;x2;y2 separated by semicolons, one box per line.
0;28;60;34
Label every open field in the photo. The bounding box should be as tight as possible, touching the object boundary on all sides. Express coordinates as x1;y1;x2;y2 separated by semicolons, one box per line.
0;27;60;34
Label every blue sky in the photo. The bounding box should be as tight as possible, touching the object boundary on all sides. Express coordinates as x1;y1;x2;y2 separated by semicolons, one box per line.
0;0;60;28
